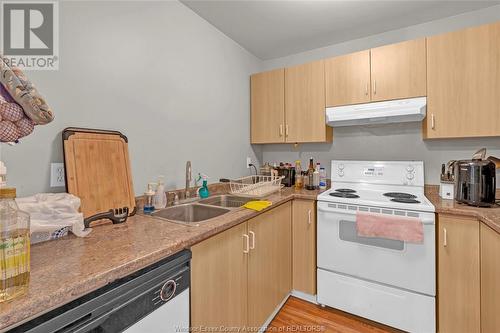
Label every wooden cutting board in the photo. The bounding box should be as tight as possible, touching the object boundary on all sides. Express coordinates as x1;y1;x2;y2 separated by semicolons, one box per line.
63;128;136;219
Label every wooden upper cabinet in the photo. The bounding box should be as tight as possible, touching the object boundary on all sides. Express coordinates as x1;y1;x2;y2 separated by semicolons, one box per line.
438;215;480;333
251;69;285;143
481;223;500;333
425;22;500;139
325;50;371;107
370;38;426;102
285;60;332;143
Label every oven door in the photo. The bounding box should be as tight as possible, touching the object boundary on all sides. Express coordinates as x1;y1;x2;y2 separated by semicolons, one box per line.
317;201;435;296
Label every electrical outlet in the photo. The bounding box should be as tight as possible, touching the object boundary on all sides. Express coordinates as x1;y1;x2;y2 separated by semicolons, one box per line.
50;163;65;187
246;157;252;168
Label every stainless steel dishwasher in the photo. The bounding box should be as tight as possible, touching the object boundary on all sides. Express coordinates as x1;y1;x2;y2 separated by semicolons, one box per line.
9;250;191;333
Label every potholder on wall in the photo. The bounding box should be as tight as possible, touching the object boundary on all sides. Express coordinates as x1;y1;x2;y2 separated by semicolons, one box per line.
0;84;34;142
0;55;54;125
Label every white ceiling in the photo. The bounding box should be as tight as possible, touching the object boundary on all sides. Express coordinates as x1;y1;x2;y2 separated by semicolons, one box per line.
181;0;500;60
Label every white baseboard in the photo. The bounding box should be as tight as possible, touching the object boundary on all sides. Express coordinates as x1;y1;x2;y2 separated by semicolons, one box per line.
291;290;318;304
258;290;318;332
258;294;291;333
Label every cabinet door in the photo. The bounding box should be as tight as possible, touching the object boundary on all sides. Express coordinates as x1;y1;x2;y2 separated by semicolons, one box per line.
325;50;371;107
285;60;332;143
425;22;500;138
247;202;292;328
438;215;480;333
481;223;500;333
370;38;426;102
191;222;248;330
292;199;316;295
251;69;285;144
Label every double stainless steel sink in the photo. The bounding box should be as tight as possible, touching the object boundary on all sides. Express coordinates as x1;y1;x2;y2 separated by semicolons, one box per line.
151;195;255;225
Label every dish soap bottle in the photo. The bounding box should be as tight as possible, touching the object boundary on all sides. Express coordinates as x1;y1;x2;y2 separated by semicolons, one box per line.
153;176;167;209
197;174;210;199
143;183;156;214
0;187;30;303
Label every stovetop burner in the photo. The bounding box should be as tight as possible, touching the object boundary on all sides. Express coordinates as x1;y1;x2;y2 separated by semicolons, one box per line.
390;198;421;204
329;192;360;199
383;192;417;199
335;188;357;193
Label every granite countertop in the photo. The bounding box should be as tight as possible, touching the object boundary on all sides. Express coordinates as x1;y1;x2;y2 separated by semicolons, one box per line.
0;186;324;331
425;186;500;234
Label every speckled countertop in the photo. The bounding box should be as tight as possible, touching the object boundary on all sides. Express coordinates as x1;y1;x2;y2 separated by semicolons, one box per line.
2;184;499;331
425;185;500;234
0;186;325;332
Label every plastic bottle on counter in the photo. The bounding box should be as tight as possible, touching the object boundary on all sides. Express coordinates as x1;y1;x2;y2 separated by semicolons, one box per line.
294;160;303;189
313;165;320;189
0;187;30;303
319;167;327;190
143;183;156;214
153;176;167;209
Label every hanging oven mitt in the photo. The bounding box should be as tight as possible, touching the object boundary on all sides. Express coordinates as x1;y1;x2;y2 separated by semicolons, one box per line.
0;55;54;125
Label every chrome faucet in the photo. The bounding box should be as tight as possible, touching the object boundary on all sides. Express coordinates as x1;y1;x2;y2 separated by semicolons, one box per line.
185;161;192;199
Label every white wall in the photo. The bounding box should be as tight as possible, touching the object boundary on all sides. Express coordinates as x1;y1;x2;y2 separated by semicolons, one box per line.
260;5;500;185
0;1;263;197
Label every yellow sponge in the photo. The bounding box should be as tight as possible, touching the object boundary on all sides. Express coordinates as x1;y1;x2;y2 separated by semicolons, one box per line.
242;200;272;212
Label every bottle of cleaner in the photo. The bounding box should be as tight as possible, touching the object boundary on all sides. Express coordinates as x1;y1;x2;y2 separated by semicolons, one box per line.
197;174;210;199
143;183;156;214
319;167;327;190
153;176;167;209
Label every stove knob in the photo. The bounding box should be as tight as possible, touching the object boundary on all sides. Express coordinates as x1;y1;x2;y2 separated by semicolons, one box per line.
160;280;177;302
338;163;345;170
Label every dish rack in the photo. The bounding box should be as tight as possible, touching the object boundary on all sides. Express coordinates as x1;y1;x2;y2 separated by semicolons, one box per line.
229;175;284;198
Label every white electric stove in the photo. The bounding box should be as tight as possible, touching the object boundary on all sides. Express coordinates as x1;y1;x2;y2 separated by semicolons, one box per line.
317;160;436;333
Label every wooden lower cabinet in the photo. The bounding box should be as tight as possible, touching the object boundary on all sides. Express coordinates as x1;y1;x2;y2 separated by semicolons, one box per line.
191;222;248;331
292;199;316;295
248;202;292;328
438;215;480;333
480;223;500;333
191;202;292;331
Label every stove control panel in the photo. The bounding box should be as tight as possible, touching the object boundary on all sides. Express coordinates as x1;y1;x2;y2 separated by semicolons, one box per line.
331;160;425;187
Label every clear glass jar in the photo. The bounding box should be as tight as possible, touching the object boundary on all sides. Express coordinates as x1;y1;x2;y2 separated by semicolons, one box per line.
0;188;30;302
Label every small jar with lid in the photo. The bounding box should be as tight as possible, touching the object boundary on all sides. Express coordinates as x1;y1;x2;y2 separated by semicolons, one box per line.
0;187;30;302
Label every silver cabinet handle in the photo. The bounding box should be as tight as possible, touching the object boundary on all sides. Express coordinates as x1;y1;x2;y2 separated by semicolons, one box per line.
365;82;369;96
307;210;312;225
243;234;249;254
443;228;447;247
431;114;435;130
373;80;377;95
285;124;289;137
279;124;283;137
249;231;255;250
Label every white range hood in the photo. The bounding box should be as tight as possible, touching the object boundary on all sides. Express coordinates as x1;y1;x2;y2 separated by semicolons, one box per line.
326;97;427;127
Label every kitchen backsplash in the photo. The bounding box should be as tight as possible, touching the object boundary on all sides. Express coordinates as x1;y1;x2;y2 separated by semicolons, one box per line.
260;122;500;187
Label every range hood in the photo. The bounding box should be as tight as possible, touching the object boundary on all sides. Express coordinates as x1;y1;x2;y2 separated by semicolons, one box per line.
326;97;427;127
